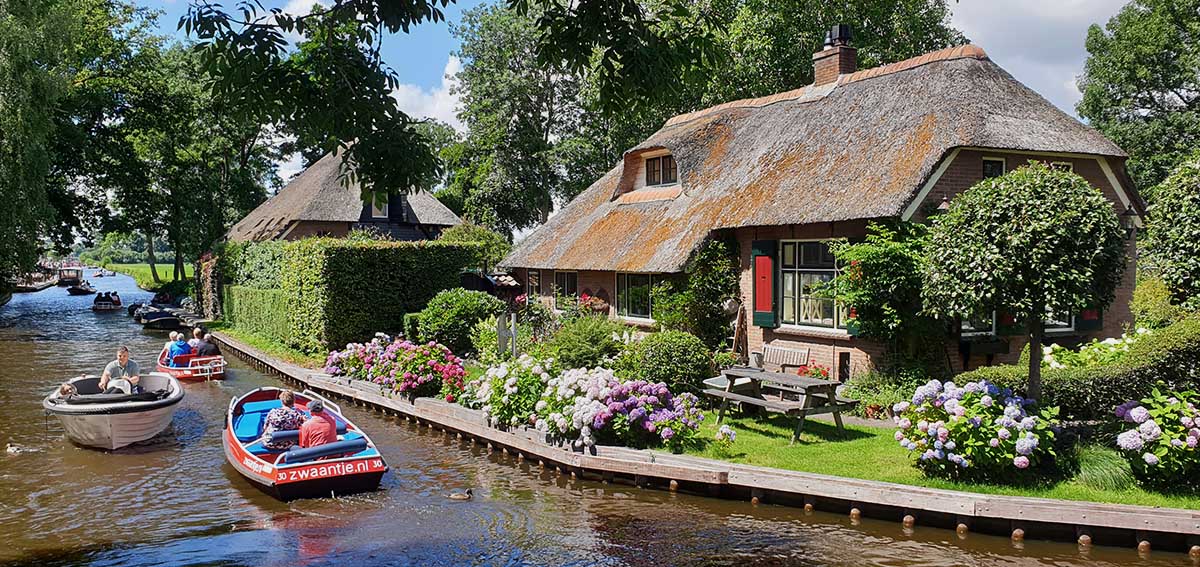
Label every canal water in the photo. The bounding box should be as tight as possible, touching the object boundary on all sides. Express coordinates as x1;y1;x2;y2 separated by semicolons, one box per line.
0;274;1187;566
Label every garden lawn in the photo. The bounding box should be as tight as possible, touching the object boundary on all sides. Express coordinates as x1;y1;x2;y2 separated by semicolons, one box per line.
107;263;193;292
686;413;1200;510
208;322;325;369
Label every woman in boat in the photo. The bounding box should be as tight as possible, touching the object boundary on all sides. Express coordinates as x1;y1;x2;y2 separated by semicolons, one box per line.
260;391;305;451
167;334;192;367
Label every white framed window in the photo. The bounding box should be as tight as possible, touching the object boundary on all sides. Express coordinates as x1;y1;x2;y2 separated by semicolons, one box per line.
371;200;388;219
644;155;678;186
779;241;848;329
526;270;542;297
1045;309;1076;334
982;157;1006;179
961;311;997;337
554;271;578;310
1050;161;1074;172
616;273;655;319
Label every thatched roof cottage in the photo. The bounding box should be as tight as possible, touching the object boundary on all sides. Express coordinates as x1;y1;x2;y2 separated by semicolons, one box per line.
502;32;1143;378
228;152;461;242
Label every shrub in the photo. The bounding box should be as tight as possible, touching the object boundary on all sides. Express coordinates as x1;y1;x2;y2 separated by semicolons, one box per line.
712;425;737;458
893;379;1062;483
826;221;930;342
594;380;706;452
1113;386;1200;490
323;334;466;398
1146;156;1200;310
533;367;616;447
649;239;740;349
712;351;738;371
544;315;630;370
403;312;422;341
222;286;290;344
470;316;538;365
1041;329;1150;369
469;355;555;428
437;222;511;273
615;330;711;392
1132;276;1190;329
417;288;506;355
841;369;926;419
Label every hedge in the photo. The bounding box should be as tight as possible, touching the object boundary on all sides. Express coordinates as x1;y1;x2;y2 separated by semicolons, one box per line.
218;240;287;290
223;285;291;344
958;316;1200;420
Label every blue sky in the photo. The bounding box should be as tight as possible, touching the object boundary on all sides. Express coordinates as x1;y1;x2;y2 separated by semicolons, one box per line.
136;0;1130;180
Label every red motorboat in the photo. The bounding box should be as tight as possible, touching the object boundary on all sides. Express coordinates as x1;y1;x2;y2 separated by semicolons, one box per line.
223;388;387;500
157;347;227;381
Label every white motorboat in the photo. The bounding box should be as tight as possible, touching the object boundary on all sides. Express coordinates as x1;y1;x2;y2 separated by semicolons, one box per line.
42;373;184;450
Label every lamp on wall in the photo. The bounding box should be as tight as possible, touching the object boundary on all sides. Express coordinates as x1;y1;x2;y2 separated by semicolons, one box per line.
936;196;951;213
1121;204;1139;241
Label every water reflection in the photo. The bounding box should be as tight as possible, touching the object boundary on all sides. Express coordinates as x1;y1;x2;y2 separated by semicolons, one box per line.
0;274;1183;566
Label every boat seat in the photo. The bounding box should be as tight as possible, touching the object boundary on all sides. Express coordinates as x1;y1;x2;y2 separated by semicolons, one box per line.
267;422;348;444
280;438;368;464
233;399;349;442
172;354;195;367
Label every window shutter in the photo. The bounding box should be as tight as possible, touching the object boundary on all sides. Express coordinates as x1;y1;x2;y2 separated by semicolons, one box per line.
751;240;779;328
1075;308;1103;331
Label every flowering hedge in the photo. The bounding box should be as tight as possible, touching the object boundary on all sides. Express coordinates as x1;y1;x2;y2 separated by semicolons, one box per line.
1114;386;1200;489
893;379;1061;482
325;334;465;398
534;367;616;448
1042;329;1149;369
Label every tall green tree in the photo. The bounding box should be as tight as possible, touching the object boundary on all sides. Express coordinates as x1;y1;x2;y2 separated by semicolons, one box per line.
1146;155;1200;310
923;163;1126;401
1077;0;1200;195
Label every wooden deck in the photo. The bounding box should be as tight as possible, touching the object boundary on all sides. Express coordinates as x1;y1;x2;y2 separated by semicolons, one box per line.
212;331;1200;555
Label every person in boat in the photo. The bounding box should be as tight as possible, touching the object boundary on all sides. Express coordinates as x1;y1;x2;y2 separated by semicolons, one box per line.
163;331;178;356
100;346;141;394
57;383;77;398
110;292;121;306
260;390;306;451
188;327;204;350
93;293;103;305
299;400;338;449
195;333;221;357
167;332;192;367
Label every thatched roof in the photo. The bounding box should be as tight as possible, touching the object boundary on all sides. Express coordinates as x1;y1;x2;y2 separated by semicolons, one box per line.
228;151;461;242
502;45;1127;273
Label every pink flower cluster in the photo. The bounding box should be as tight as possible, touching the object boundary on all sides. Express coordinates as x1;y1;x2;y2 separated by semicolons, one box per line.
326;334;465;398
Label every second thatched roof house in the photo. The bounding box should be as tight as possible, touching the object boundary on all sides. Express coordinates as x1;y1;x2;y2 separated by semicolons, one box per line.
228;151;461;242
502;30;1144;379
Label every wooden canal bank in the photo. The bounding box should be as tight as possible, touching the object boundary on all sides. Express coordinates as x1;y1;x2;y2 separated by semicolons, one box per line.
212;331;1200;557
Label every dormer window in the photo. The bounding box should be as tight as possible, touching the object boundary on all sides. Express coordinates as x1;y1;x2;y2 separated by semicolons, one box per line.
645;155;677;186
371;199;388;219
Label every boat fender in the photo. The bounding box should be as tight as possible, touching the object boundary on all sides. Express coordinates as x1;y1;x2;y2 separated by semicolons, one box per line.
279;438;368;464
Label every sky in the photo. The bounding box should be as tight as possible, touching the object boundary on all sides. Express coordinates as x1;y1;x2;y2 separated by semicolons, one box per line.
138;0;1129;180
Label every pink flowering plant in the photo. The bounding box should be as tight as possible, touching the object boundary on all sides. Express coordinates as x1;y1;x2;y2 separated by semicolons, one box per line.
324;333;465;399
1113;386;1200;489
893;378;1061;482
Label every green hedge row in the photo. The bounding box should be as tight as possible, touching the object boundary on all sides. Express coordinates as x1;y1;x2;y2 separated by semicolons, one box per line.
959;317;1200;420
223;238;480;354
222;285;291;344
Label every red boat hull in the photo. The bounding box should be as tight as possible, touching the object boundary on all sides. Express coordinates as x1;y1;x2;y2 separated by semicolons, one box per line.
157;349;227;381
223;388;387;501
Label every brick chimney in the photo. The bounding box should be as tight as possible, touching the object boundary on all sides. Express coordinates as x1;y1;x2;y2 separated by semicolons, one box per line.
812;24;856;86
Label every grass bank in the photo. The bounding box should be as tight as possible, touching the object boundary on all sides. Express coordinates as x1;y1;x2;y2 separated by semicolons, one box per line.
106;263;194;293
686;413;1200;510
208;322;325;369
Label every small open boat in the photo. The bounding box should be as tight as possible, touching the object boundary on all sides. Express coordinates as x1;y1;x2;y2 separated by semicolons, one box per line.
140;310;182;330
157;347;227;381
92;299;123;312
43;373;184;450
67;283;96;295
223;388;387;500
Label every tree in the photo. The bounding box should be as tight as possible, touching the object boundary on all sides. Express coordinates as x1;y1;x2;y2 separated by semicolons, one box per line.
923;162;1126;401
1146;155;1200;310
1077;0;1200;195
437;222;511;273
650;239;740;349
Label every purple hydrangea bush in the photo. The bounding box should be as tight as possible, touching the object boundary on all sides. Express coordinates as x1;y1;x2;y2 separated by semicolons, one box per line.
893;379;1060;482
534;367;615;448
325;333;465;398
1113;387;1200;488
594;379;705;453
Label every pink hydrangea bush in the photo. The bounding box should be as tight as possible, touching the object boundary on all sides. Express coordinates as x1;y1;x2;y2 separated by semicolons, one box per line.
325;333;465;398
1113;386;1200;489
893;379;1061;482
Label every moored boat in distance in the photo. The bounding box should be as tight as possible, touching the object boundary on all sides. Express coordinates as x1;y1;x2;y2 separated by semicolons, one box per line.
43;373;184;450
140;309;182;330
58;268;83;287
67;282;97;295
224;388;387;501
157;347;226;381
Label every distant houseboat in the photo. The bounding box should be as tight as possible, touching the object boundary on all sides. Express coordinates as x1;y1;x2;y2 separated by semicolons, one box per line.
58;268;83;287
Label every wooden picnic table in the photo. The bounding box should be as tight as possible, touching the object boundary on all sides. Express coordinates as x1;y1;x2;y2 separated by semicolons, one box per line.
704;367;856;445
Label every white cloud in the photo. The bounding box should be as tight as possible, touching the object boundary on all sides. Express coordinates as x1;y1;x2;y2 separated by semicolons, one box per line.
950;0;1126;118
277;152;305;185
278;0;331;44
391;56;464;132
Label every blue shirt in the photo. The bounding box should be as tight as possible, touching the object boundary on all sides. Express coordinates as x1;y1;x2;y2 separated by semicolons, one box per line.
167;340;193;366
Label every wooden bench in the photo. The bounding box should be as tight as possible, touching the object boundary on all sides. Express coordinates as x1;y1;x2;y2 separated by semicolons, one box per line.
703;344;811;392
706;368;858;445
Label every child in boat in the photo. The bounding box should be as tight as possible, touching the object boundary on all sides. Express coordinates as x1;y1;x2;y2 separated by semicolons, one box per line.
261;391;306;451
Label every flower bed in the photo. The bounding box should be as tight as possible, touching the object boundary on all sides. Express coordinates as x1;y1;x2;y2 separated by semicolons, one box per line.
1042;328;1150;369
1114;386;1200;489
893;378;1061;483
324;333;465;398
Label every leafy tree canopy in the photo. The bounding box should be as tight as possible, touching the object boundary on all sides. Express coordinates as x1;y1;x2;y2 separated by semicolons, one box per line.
1146;154;1200;310
437;221;511;273
923;162;1126;400
1077;0;1200;195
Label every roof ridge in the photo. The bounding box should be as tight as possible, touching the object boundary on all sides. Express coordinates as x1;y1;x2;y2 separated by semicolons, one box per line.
662;44;988;128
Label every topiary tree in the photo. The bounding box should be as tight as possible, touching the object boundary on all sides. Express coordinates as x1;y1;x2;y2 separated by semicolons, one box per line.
615;330;712;392
1146;157;1200;311
923;161;1126;401
438;222;512;273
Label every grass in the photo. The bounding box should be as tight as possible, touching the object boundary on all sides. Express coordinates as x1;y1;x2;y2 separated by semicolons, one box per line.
105;263;194;293
207;321;326;369
686;413;1200;510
